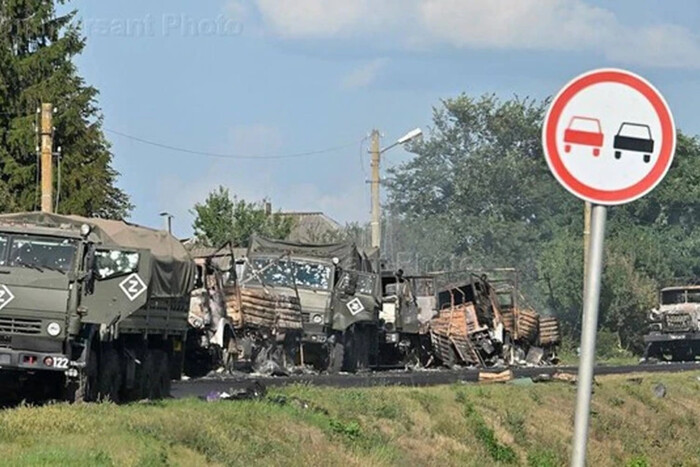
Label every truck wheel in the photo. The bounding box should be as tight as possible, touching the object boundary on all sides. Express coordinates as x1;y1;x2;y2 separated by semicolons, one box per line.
151;350;171;399
565;144;571;153
644;154;651;163
98;349;122;403
327;339;345;374
137;350;156;400
614;150;621;159
69;348;98;403
593;148;600;157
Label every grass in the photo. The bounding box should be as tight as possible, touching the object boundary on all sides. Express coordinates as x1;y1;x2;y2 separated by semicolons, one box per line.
0;372;699;466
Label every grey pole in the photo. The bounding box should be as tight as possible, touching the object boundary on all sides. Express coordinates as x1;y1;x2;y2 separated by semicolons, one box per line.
571;204;607;467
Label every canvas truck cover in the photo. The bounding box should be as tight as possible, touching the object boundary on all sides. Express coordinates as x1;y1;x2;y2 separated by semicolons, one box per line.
0;212;195;298
248;235;374;272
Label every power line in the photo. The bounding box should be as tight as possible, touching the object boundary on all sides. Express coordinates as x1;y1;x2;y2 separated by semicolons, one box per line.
104;128;359;160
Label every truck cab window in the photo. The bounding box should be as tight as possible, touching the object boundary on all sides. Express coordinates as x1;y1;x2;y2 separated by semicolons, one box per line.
95;250;139;280
0;235;7;266
9;235;76;272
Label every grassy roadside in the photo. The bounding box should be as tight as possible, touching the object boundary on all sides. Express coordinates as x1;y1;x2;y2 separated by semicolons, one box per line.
1;372;699;466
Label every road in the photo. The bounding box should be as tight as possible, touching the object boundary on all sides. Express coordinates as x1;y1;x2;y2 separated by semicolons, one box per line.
172;362;700;399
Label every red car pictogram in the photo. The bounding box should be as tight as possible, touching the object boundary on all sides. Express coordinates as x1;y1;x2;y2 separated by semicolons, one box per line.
563;116;604;156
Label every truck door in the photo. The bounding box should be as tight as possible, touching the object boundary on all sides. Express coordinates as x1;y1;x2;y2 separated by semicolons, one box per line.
331;270;379;332
80;247;153;325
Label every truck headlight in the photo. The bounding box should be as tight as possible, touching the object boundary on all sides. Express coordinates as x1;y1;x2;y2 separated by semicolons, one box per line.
47;322;61;337
312;314;323;324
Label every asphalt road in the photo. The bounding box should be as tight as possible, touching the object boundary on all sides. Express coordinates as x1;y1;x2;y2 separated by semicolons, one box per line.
171;362;700;399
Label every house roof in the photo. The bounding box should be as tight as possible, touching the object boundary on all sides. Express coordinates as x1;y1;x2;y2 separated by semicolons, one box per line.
279;211;343;243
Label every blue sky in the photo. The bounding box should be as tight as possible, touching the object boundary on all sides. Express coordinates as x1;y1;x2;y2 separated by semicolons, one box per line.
65;0;700;237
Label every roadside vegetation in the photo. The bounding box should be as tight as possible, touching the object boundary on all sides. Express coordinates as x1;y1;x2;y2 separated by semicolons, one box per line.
1;372;699;466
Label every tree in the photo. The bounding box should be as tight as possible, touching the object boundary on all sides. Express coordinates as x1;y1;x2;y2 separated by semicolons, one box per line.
191;186;294;247
0;1;131;218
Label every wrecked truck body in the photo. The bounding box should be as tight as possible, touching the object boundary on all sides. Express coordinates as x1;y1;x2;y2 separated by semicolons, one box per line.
241;236;381;373
378;272;435;367
644;286;700;362
428;271;561;368
430;274;506;367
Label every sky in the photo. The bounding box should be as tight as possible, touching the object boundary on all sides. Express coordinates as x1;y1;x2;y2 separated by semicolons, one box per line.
64;0;700;238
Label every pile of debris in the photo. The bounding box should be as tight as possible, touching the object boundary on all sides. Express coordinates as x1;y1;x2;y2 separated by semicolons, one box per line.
228;287;303;330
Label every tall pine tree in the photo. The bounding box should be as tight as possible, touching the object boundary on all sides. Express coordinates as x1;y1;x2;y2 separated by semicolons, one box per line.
0;0;131;218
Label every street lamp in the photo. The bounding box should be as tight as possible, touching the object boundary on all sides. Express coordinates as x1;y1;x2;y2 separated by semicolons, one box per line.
370;128;423;249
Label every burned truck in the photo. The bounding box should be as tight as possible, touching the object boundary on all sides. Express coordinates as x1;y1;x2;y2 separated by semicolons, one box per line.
379;271;435;367
428;271;561;368
0;212;195;402
186;242;303;376
239;236;380;373
429;274;506;367
644;285;700;362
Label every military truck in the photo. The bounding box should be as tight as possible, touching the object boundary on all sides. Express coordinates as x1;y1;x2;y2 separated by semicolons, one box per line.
378;271;435;367
0;212;195;402
644;285;700;362
240;236;380;373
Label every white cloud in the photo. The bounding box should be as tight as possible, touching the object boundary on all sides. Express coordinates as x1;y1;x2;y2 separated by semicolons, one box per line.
230;0;700;68
341;59;388;89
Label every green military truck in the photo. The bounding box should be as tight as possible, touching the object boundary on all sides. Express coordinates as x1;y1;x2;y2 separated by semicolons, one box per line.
240;236;380;373
644;285;700;362
0;212;195;402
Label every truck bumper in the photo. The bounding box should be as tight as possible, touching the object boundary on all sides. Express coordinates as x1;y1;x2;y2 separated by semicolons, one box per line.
0;348;73;373
644;332;700;344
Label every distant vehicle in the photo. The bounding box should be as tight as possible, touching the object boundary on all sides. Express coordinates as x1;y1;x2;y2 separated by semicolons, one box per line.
613;122;655;163
563;116;604;156
643;285;700;362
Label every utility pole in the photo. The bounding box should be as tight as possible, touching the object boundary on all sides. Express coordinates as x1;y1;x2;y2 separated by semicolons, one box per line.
40;103;54;213
370;130;381;249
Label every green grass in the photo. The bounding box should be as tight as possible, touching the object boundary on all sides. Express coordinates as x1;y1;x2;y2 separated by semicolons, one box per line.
0;372;699;466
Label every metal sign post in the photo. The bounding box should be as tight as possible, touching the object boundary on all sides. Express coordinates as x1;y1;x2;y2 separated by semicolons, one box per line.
571;204;606;467
542;69;676;466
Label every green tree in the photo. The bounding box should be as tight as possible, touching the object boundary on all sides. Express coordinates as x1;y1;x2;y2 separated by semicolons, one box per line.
0;0;131;217
191;186;294;247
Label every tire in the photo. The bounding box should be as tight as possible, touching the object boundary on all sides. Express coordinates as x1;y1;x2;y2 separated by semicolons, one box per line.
137;350;156;400
97;348;122;403
614;150;621;159
565;144;571;153
150;350;171;399
69;348;98;403
593;148;600;157
644;154;651;163
327;338;345;374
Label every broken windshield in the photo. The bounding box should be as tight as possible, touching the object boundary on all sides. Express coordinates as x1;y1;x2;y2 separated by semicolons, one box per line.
662;289;700;305
7;235;77;273
248;258;332;291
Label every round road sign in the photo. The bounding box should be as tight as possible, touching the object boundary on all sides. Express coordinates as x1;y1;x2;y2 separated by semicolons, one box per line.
543;68;676;205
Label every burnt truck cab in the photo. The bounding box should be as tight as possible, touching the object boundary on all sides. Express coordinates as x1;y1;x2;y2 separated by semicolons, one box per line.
241;236;380;372
378;272;435;366
644;286;700;362
0;212;194;401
